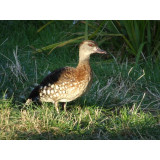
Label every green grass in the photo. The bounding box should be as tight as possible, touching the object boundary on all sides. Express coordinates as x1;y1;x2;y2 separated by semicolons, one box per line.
0;102;159;140
0;21;160;140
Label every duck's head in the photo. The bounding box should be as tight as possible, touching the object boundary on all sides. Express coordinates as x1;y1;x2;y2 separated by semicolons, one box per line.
79;40;106;62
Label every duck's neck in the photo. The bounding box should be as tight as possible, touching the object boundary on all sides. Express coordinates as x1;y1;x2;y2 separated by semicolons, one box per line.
76;50;92;80
77;59;90;69
77;56;91;72
78;49;91;65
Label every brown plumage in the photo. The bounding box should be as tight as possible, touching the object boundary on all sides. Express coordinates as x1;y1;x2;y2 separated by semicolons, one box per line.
26;40;106;113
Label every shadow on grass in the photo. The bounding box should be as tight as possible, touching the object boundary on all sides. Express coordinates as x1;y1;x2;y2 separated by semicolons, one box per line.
11;123;160;140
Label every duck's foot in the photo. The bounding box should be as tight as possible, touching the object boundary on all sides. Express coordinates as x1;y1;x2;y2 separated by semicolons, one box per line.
54;102;59;114
62;102;67;112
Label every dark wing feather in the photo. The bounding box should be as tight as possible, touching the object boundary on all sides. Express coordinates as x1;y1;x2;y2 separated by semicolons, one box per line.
27;67;66;101
40;67;66;86
28;85;40;101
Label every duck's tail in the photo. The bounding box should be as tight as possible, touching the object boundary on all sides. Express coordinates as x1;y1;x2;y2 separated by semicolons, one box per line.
25;85;40;105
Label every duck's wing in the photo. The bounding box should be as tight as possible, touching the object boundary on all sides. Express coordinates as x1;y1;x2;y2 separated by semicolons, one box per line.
26;67;75;102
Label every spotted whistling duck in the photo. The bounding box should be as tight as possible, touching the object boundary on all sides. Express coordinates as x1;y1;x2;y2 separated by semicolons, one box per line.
26;40;106;113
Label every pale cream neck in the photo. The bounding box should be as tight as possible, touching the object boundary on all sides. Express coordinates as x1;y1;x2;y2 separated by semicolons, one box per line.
78;49;91;63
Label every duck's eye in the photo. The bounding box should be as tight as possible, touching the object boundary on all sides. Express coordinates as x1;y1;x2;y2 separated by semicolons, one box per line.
88;43;95;47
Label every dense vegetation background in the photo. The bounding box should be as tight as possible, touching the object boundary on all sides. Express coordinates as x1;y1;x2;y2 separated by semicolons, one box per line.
0;20;160;139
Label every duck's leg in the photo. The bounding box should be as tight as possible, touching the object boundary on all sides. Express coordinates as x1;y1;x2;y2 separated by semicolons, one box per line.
54;102;59;113
62;102;67;112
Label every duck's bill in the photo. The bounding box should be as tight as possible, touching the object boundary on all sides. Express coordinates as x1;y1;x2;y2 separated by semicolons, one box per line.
96;47;107;54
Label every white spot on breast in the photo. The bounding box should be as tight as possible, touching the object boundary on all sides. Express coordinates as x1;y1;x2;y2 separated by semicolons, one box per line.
62;90;66;94
70;87;75;91
43;90;46;94
55;85;59;89
70;84;73;86
56;93;59;97
48;83;51;86
40;93;42;96
44;86;47;89
59;91;62;94
61;86;64;89
51;90;54;94
51;84;54;88
47;90;50;94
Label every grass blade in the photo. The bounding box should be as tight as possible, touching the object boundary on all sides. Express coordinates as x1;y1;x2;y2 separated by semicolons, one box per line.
35;36;85;54
135;42;146;67
85;20;88;40
37;21;54;33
